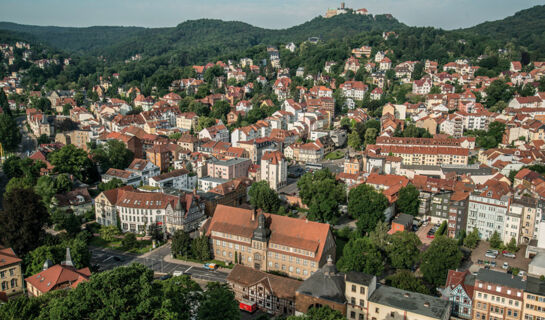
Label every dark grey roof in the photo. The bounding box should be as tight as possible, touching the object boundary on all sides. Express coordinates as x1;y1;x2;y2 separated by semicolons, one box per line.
296;259;346;304
476;268;526;290
369;285;451;319
393;213;413;227
441;165;493;176
526;276;545;296
345;271;375;286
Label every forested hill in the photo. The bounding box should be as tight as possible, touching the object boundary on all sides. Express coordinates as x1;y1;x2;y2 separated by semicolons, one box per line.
464;5;545;52
0;14;405;60
0;22;147;54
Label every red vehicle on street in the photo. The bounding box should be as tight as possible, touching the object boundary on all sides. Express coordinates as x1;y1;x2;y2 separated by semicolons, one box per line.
239;300;257;313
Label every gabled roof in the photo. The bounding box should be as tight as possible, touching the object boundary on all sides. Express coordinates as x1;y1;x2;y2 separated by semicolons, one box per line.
0;246;22;268
227;264;301;300
25;264;91;294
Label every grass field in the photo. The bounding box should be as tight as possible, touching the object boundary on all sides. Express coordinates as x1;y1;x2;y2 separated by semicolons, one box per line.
324;150;345;160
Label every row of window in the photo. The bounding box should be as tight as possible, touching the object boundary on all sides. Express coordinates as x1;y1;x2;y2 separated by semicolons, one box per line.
0;268;16;278
0;279;17;290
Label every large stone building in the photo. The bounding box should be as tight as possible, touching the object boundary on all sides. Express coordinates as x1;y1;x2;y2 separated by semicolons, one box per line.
0;246;23;297
227;264;301;316
205;205;335;280
260;151;287;191
523;276;545;320
94;186;205;234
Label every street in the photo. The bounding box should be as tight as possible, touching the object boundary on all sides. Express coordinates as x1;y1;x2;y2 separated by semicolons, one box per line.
90;244;229;283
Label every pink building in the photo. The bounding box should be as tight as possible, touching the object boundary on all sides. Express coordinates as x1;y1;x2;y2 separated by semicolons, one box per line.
207;158;252;180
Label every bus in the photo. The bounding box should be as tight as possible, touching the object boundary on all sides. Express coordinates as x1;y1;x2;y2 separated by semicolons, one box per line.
305;163;323;171
239;300;257;313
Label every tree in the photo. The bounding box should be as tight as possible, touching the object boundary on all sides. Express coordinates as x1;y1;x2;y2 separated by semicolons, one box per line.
347;130;362;150
34;175;58;204
386;231;421;270
363;128;377;146
37;134;50;144
196;116;216;132
489;230;502;249
297;169;345;223
0;90;10;116
210;100;231;120
90;139;134;172
464;228;480;249
386;270;430;295
368;221;390;251
337;237;384;276
5;177;33;193
421;236;463;286
171;230;192;258
348;184;389;235
396;185;420;216
50;144;98;183
24;237;90;276
122;233;138;249
197;282;239;320
0;114;21;152
0;188;48;255
191;235;211;261
287;306;345;320
98;178;125;192
484;79;514;108
507;237;518;253
99;225;120;242
435;221;447;236
248;181;281;213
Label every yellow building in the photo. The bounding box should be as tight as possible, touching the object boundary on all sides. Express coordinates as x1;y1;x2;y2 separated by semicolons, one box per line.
523;276;545;320
0;246;24;296
345;271;377;320
472;269;524;320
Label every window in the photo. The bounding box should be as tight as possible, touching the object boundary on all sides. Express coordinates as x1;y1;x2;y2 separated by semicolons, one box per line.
360;287;365;294
350;311;355;319
352;285;356;292
351;297;356;305
10;279;17;288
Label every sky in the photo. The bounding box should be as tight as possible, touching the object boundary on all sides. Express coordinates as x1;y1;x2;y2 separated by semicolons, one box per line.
1;0;544;30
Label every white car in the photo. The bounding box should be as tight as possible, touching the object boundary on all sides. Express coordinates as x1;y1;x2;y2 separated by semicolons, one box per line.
502;262;509;270
173;270;184;277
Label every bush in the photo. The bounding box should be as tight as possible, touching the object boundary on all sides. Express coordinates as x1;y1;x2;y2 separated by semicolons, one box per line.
122;233;137;249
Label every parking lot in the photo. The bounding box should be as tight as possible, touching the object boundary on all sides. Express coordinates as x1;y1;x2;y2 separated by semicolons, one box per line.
468;241;531;274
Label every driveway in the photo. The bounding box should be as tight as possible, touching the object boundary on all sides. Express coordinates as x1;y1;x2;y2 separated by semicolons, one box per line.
90;244;229;283
416;223;434;247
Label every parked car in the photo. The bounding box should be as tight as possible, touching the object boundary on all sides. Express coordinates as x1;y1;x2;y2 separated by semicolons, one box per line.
173;270;184;277
204;263;218;271
160;274;172;280
518;271;526;278
422;220;429;227
487;249;499;255
503;252;516;258
502;262;509;270
491;261;497;268
485;252;497;259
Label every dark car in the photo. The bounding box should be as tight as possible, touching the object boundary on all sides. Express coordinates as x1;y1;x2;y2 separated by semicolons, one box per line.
160;274;172;280
113;256;122;262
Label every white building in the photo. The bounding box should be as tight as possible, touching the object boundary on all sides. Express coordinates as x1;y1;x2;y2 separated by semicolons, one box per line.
466;180;511;242
260;151;287;191
198;176;228;192
149;169;197;191
126;159;160;185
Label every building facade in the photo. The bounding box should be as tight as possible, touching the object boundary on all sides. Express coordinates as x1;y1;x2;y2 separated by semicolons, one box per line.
205;205;336;280
0;247;23;296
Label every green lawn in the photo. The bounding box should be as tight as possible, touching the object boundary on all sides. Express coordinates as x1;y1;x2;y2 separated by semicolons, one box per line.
324;150;345;160
89;236;153;254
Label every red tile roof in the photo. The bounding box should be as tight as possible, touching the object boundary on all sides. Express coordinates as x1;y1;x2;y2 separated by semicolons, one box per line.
0;246;21;268
206;205;331;262
25;265;91;294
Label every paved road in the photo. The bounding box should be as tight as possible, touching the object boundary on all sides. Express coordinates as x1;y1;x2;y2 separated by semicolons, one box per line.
90;244;229;283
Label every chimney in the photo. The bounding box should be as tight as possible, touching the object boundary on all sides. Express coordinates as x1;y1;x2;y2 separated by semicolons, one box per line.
61;247;74;268
305;218;308;223
341;2;345;9
252;207;257;221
